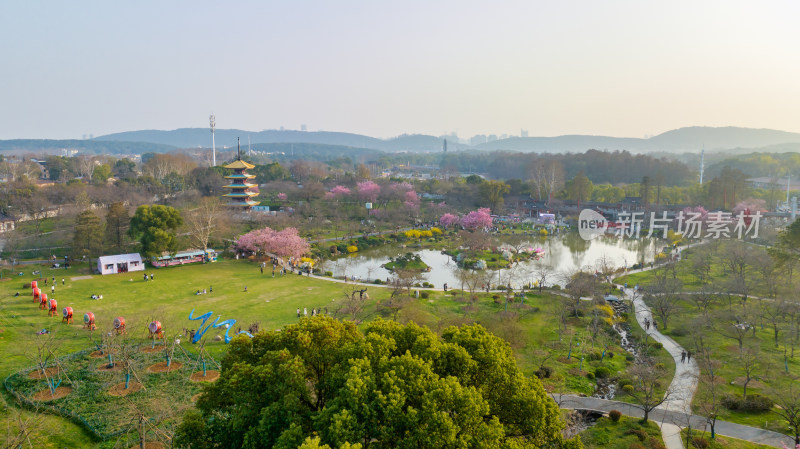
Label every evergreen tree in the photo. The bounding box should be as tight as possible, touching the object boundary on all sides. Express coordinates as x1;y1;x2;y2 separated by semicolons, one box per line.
104;202;130;254
129;204;183;258
72;210;104;259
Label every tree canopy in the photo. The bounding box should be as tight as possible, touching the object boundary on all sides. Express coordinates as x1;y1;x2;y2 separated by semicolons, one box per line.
174;317;582;449
128;204;183;258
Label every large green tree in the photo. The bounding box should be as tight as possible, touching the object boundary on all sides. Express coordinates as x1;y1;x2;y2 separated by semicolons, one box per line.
104;202;130;254
174;317;581;449
479;180;511;212
128;204;183;258
72;210;104;259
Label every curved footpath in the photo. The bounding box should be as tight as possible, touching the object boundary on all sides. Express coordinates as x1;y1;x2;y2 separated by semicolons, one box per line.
557;394;793;448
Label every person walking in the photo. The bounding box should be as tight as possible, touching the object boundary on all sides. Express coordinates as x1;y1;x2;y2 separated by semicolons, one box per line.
62;278;65;285
681;351;686;363
687;351;692;362
260;265;263;274
150;273;154;281
303;307;307;317
645;319;650;331
244;285;248;292
297;308;300;317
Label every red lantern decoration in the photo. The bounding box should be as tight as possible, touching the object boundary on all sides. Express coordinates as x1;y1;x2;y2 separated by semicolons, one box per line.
84;312;96;330
48;299;58;316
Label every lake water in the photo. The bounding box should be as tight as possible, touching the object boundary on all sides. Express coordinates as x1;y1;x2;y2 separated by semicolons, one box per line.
322;234;658;289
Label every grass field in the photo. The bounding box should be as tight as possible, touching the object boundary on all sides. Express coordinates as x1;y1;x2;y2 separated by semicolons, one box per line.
617;242;800;432
679;429;777;449
0;258;671;447
580;415;665;449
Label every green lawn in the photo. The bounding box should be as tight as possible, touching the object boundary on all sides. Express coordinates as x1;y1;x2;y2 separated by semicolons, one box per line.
580;415;665;449
0;258;672;447
680;429;776;449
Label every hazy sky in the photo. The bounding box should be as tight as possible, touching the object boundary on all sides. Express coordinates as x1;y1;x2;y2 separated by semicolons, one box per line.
3;1;800;140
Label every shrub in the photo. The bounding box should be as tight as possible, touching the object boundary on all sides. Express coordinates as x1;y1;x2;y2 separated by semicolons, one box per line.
420;291;430;299
651;342;663;350
691;437;709;449
346;245;358;253
625;354;635;362
594;366;611;379
625;428;647;441
534;366;553;379
450;291;457;296
586;372;595;380
492;294;500;300
587;351;602;361
669;326;688;337
550;284;561;290
325;271;333;277
608;410;622;422
744;394;774;412
373;279;383;285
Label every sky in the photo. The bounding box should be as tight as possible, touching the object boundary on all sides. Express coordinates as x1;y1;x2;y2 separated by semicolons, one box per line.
2;0;800;140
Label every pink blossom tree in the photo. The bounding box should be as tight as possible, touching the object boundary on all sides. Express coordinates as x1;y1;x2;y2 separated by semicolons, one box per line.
439;213;459;229
330;185;352;197
403;190;420;209
276;192;288;201
392;181;414;192
461;208;493;230
733;198;767;215
357;181;381;202
679;206;708;221
235;226;310;259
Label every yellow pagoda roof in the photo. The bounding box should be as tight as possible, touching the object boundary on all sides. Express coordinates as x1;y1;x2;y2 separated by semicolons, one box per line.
224;160;256;170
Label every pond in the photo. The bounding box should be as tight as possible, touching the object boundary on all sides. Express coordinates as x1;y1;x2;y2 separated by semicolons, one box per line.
322;234;658;289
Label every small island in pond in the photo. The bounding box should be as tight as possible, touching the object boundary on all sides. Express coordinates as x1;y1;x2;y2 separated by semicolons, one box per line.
383;253;430;272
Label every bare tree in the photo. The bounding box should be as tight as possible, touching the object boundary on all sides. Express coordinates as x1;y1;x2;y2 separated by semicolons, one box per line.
693;331;723;440
645;272;683;330
532;261;554;293
622;361;673;421
770;382;800;445
714;307;754;351
184;197;225;250
739;345;760;400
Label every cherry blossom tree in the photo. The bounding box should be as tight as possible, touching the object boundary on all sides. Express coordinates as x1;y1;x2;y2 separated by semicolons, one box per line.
235;227;310;259
733;198;767;215
357;181;381;202
461;208;493;230
276;192;288;201
330;185;351;197
439;213;459;229
403;190;420;209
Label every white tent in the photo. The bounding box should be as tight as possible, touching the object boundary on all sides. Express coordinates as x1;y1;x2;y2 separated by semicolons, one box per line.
97;253;144;275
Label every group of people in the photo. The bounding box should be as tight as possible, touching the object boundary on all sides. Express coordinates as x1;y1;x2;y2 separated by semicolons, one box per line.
195;286;212;295
644;317;657;331
297;307;327;317
680;350;692;363
143;273;155;281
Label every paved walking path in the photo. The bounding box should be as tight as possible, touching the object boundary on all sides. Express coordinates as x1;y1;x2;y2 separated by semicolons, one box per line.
609;241;704;449
558;394;793;448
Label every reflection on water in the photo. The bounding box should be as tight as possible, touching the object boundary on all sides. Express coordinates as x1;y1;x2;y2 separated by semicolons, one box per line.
322;234;657;289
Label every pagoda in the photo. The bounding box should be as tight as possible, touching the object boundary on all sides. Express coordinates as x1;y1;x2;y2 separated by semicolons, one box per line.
222;139;259;208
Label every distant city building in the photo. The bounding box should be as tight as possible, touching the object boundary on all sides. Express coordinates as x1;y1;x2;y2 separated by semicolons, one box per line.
487;134;498;142
301;124;307;131
443;139;447;153
470;135;488;146
521;129;528;138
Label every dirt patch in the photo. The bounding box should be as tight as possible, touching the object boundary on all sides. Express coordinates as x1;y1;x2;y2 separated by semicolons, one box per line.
32;386;72;401
191;393;202;403
89;349;116;358
71;275;93;281
107;381;143;397
557;356;575;364
127;443;166;449
97;362;123;372
147;361;183;373
140;345;164;353
27;367;61;379
190;370;220;382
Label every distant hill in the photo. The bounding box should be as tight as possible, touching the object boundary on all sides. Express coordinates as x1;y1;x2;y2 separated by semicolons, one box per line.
477;127;800;153
0;139;176;154
6;126;800;156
